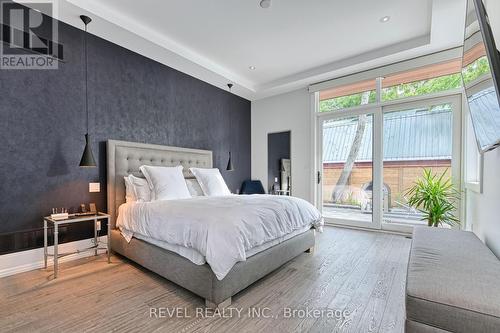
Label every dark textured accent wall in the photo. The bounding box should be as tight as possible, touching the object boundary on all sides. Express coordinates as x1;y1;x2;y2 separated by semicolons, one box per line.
0;14;251;254
267;131;290;192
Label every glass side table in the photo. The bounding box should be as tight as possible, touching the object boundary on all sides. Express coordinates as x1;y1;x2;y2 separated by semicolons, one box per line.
43;212;111;278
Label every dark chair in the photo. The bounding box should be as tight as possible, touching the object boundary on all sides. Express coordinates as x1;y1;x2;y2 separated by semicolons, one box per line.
240;180;265;194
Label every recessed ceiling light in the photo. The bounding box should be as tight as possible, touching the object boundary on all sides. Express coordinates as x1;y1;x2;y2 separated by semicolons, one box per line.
380;16;390;23
249;66;256;70
260;0;271;9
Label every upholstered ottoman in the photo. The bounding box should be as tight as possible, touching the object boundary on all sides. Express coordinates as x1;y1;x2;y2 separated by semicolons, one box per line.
406;227;500;332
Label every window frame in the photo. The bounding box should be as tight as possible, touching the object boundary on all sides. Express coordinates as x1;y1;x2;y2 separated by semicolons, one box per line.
463;96;484;194
314;89;462;234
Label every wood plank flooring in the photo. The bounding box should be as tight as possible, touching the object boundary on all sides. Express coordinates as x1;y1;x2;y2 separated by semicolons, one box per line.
0;227;411;333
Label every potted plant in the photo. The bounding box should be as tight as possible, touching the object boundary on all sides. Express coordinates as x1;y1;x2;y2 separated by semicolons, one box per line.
406;169;460;227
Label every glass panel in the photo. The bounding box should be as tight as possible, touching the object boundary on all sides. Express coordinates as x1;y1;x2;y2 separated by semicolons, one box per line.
382;73;462;102
465;112;480;184
320;90;377;112
381;60;462;102
322;115;373;223
382;103;453;225
462;56;491;85
319;79;377;112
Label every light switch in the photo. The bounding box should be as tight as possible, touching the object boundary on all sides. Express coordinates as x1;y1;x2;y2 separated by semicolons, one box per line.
89;182;100;193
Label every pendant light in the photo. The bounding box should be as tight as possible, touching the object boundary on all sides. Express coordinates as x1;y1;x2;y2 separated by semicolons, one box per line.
226;151;234;171
226;83;234;171
79;15;96;167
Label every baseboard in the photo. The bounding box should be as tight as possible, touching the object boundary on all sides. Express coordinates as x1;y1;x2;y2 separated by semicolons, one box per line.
0;236;107;278
325;223;412;237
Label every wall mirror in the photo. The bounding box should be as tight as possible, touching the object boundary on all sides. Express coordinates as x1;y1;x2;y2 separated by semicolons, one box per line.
267;131;291;195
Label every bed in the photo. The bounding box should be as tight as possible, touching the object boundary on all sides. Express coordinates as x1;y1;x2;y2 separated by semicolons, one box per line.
107;139;321;308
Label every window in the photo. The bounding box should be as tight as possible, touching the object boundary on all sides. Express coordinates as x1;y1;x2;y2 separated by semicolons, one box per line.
318;59;462;113
462;43;490;86
316;57;463;231
319;90;376;112
382;74;462;101
382;103;453;225
464;110;483;193
382;60;462;101
462;56;491;85
321;115;374;224
319;79;376;112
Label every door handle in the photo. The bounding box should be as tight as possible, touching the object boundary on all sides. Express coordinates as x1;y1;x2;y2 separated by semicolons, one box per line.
317;171;321;184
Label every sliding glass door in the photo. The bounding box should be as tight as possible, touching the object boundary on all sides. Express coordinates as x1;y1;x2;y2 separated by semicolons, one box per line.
318;108;382;229
382;102;453;226
316;94;461;232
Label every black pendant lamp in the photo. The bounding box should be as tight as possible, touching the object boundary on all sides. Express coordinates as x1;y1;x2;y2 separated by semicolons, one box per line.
226;83;234;171
79;15;96;167
226;151;234;171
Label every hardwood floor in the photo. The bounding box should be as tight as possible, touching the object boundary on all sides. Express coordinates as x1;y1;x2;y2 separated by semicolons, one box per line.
0;227;411;333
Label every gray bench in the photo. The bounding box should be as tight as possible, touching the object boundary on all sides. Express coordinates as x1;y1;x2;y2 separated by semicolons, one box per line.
406;226;500;333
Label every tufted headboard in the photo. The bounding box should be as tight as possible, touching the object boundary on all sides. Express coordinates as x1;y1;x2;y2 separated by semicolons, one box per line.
106;140;213;228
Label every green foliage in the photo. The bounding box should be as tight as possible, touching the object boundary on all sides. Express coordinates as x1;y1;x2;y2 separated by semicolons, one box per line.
405;169;460;227
319;57;490;113
462;56;491;85
382;74;462;102
319;74;462;112
319;90;376;112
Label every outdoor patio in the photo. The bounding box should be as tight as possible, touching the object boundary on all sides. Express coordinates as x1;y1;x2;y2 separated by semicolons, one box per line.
323;204;427;225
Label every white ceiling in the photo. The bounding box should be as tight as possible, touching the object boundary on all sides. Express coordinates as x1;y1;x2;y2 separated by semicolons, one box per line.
97;0;432;85
38;0;466;100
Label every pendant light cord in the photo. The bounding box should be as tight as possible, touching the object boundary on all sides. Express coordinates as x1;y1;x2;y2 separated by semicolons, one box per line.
84;22;89;134
228;84;232;152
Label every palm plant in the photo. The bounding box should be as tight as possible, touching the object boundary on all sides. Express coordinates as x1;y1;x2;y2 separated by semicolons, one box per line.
405;169;460;227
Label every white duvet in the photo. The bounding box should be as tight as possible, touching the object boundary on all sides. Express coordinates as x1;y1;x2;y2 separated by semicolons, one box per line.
116;194;323;280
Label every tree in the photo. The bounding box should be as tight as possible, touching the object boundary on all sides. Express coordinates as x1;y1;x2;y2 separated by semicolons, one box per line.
462;57;490;85
331;91;371;202
320;68;476;202
319;90;376;111
319;71;466;112
382;73;462;101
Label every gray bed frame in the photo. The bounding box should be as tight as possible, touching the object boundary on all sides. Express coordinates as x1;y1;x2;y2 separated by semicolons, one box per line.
107;139;315;308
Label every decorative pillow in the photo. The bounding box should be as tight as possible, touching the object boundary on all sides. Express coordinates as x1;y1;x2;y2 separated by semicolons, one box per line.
189;168;231;196
186;178;204;197
124;175;152;203
140;165;191;201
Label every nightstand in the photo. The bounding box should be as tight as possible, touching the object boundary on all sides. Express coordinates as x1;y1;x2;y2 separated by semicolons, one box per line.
43;212;111;278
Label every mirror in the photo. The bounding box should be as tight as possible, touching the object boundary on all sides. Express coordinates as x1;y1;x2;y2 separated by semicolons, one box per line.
462;0;500;152
267;131;291;195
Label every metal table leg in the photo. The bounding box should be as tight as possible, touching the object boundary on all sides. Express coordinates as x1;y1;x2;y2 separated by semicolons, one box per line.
54;223;58;278
94;218;98;256
107;217;111;263
43;219;47;269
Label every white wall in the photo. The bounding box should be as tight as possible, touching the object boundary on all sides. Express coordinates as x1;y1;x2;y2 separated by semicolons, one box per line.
467;0;500;257
468;150;500;256
251;1;500;258
251;89;313;202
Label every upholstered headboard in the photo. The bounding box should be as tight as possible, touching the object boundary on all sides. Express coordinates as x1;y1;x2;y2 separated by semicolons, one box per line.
106;140;213;228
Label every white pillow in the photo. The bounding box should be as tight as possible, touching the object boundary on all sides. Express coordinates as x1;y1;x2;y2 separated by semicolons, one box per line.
186;178;204;197
190;168;231;196
140;165;191;201
124;175;152;203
